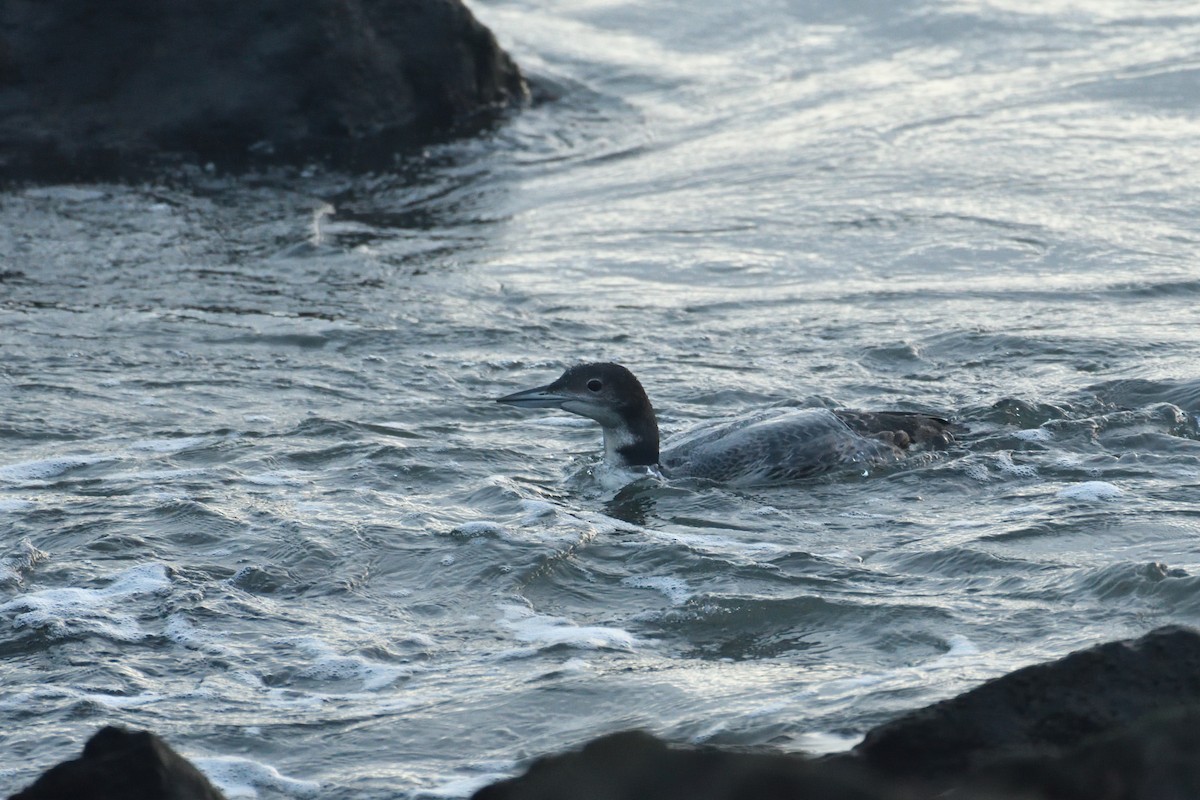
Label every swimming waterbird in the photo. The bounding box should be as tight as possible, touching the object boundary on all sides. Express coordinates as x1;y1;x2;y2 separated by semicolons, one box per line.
496;362;954;485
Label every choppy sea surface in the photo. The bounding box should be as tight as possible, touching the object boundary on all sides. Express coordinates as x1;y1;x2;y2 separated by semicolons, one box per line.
3;0;1200;796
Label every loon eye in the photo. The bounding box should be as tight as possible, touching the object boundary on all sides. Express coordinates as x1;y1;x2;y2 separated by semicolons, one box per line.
586;379;603;392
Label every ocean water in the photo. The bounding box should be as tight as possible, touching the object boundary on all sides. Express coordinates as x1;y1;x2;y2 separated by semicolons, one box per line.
3;0;1200;796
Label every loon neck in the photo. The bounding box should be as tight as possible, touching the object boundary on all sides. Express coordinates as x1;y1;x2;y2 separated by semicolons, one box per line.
601;408;660;468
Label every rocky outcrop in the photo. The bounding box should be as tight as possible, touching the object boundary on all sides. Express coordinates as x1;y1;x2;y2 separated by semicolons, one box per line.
852;624;1200;781
0;0;528;179
472;730;906;800
473;626;1200;800
955;706;1200;800
9;726;225;800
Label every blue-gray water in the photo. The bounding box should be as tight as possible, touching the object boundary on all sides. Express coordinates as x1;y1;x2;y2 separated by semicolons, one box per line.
3;0;1200;796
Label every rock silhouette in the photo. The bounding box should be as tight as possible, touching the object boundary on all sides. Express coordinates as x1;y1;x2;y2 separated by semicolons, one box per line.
9;726;225;800
0;0;528;179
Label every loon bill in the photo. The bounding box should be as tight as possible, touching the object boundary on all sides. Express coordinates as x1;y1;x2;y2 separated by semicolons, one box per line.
495;362;954;485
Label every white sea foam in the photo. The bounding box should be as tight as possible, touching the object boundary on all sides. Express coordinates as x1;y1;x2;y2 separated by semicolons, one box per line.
622;575;692;605
638;527;788;559
1057;481;1124;501
995;451;1037;478
244;471;307;487
963;461;991;482
519;499;557;522
593;462;662;491
0;563;171;641
943;634;981;657
129;436;209;453
78;691;164;709
531;416;593;428
24;186;108;202
0;455;114;483
0;539;47;585
751;504;782;516
1014;427;1052;441
0;686;71;710
116;467;210;483
419;772;512;799
193;756;321;799
455;521;507;537
165;613;238;657
499;605;636;651
293;637;410;691
0;497;34;512
923;634;983;671
0;683;163;711
796;730;864;754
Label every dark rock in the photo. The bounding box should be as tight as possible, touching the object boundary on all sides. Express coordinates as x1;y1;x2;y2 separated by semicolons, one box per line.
471;730;909;800
852;625;1200;782
9;726;225;800
958;706;1200;800
0;0;528;179
475;627;1200;800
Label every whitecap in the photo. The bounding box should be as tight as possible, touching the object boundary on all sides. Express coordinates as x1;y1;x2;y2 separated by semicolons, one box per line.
0;455;114;483
192;756;320;799
293;637;410;691
498;605;636;651
1057;481;1124;501
24;186;108;202
419;772;512;799
963;462;991;482
243;471;307;487
165;613;238;657
78;691;164;709
519;499;557;522
995;451;1037;478
128;436;209;453
0;538;47;585
0;563;171;641
622;575;692;605
453;521;507;538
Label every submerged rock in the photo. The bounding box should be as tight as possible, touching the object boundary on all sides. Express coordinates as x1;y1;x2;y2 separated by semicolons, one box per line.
9;726;225;800
0;0;528;179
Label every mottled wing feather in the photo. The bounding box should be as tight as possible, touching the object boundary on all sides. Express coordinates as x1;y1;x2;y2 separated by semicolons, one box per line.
833;410;957;450
661;408;903;485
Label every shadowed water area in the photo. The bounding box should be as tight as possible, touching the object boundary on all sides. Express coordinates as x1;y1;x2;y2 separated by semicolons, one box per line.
3;0;1200;797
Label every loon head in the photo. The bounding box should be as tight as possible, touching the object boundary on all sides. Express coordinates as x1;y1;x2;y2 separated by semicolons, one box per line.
496;362;660;468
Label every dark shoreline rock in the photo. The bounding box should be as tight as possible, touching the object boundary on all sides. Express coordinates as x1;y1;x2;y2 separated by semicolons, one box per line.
472;625;1200;800
9;726;225;800
472;730;908;800
14;627;1200;800
953;706;1200;800
0;0;528;181
851;624;1200;782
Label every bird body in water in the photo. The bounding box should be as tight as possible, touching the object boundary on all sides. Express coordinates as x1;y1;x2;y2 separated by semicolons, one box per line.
496;363;954;486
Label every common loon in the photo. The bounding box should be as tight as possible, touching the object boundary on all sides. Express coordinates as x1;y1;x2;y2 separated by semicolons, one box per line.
496;363;954;485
